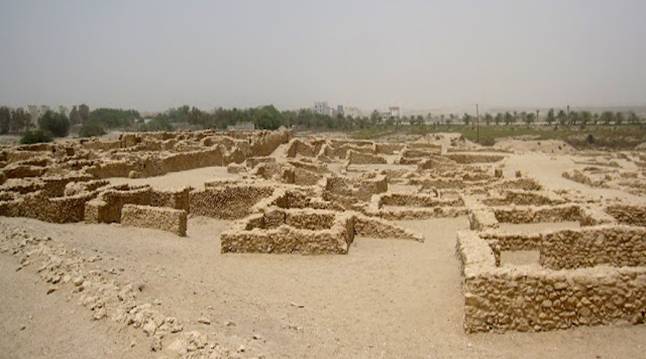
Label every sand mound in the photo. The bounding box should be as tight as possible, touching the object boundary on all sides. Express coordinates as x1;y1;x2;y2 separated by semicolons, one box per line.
493;139;575;155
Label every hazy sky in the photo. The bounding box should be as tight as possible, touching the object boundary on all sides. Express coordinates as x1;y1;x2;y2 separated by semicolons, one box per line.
1;0;645;112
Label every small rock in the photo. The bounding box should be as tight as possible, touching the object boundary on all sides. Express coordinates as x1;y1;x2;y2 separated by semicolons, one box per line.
72;276;84;287
224;321;236;327
198;317;211;325
289;302;305;308
237;345;246;353
130;341;136;348
20;325;26;331
150;336;162;352
46;287;57;295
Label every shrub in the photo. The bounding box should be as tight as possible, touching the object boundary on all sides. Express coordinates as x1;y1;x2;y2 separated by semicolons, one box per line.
79;121;106;138
20;129;52;144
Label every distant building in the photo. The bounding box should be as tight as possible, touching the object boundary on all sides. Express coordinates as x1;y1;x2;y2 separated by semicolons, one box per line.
227;121;255;131
344;106;363;118
388;106;401;119
313;102;331;116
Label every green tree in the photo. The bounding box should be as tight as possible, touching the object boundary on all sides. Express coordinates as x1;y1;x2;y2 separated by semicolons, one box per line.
10;108;31;133
79;104;90;123
557;110;567;126
69;106;82;125
580;111;592;128
79;121;106;137
494;113;502;126
38;110;70;137
0;106;10;134
484;113;492;126
253;105;283;130
89;108;140;128
615;112;624;126
546;109;555;126
504;112;513;126
462;113;472;127
524;112;535;127
600;111;614;126
569;111;579;126
628;112;640;126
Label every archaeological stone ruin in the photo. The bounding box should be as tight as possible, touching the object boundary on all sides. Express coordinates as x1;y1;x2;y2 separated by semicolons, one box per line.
1;127;645;355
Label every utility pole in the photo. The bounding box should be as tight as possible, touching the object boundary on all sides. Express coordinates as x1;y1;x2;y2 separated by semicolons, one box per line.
476;104;480;144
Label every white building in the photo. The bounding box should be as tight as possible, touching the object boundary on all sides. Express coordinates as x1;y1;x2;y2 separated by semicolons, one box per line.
313;102;331;116
388;106;401;119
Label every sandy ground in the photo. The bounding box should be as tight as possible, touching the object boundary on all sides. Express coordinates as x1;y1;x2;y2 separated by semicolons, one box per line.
0;254;152;359
1;214;645;358
107;166;241;190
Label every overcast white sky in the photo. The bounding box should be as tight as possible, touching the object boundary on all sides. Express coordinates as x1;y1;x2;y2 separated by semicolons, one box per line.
1;0;645;112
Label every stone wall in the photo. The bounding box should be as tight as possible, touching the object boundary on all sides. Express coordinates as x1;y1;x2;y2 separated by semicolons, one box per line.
189;185;274;219
121;204;187;236
0;190;98;223
457;230;646;333
221;210;355;254
220;208;424;254
606;205;646;226
84;186;152;224
346;150;387;165
447;153;505;164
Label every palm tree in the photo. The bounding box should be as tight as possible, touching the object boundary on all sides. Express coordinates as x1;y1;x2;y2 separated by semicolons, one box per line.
615;112;624;126
524;112;535;127
546;108;555;126
462;113;471;127
557;110;567;126
484;113;492;126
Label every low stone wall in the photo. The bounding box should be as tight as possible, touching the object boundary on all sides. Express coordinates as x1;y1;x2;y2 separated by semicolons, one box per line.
2;164;47;179
221;210;355;254
375;143;405;154
150;187;190;211
481;190;564;206
221;208;424;254
189;185;274;219
468;209;499;231
0;190;98;223
84;186;152;224
493;204;585;224
121;204;187;236
447;153;504;164
489;178;543;191
379;193;464;208
562;169;607;187
606;205;646;226
457;229;646;333
286;138;316;158
353;215;423;241
346;150;387;165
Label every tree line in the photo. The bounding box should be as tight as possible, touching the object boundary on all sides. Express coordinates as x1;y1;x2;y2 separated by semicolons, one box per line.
1;103;643;144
